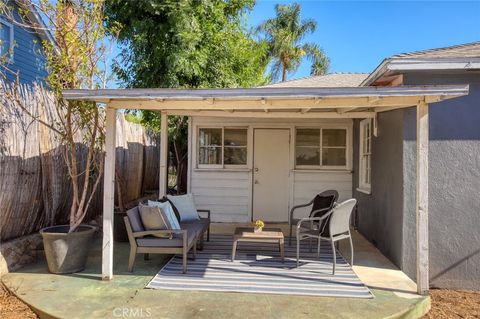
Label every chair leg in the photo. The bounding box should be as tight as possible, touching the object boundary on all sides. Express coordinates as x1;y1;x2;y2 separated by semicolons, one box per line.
207;226;210;242
182;250;187;273
198;232;204;251
289;223;293;246
193;241;197;260
144;253;150;261
331;241;336;275
349;234;354;265
317;237;321;257
128;247;136;272
296;236;301;267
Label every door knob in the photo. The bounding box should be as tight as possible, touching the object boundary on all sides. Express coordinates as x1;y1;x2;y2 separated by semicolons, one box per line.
254;168;259;172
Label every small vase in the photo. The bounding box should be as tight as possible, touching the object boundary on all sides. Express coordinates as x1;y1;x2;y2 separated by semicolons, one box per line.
254;226;263;233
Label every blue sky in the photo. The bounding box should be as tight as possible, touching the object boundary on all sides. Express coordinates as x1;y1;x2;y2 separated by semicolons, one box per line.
248;0;480;80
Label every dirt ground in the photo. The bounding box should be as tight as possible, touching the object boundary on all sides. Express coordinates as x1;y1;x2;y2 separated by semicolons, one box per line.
0;283;37;319
424;289;480;319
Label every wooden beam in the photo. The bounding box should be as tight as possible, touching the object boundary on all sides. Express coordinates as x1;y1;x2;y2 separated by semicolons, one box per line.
108;95;437;111
165;110;376;119
374;104;418;113
102;107;116;281
337;107;358;114
416;100;429;295
159;112;168;197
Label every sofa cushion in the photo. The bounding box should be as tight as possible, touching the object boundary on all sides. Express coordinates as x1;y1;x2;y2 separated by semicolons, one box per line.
138;203;171;238
127;207;144;232
136;231;196;248
167;194;200;222
148;200;181;230
180;222;204;238
181;218;209;233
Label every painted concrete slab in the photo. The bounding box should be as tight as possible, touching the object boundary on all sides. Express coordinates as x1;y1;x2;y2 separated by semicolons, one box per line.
2;229;429;319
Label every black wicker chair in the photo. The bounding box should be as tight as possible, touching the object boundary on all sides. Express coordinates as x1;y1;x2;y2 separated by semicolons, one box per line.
288;190;339;246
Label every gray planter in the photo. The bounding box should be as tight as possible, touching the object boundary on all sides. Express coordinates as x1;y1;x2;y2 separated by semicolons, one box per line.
40;224;96;274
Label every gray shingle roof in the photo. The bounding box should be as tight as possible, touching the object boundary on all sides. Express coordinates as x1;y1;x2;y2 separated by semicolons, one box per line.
392;41;480;59
262;73;370;88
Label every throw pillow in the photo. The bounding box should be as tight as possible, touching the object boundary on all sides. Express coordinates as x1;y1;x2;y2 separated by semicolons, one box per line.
138;203;171;238
148;200;181;230
166;194;200;222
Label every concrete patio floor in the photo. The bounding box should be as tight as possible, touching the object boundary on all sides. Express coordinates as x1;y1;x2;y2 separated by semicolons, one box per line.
2;226;430;319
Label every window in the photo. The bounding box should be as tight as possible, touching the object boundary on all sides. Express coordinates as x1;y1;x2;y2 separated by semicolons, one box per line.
295;128;347;169
358;119;372;192
0;19;14;61
198;127;247;167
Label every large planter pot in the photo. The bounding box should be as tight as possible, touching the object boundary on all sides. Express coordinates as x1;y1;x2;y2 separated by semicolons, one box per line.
40;224;96;274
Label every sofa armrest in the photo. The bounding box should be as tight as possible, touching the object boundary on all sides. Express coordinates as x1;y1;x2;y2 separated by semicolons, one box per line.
197;209;211;220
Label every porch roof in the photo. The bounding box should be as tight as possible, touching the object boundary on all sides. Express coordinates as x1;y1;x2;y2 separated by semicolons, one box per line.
63;85;468;119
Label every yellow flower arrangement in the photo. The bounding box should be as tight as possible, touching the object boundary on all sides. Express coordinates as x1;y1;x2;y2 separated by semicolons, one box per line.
253;220;265;228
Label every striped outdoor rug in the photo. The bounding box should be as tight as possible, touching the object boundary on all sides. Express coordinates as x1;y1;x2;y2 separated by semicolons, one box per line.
146;234;373;298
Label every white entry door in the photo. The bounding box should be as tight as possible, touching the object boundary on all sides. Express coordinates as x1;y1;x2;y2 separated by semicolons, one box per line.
252;129;290;222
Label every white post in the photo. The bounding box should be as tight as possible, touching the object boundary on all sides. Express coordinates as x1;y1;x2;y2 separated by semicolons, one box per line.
102;107;116;280
416;101;429;295
159;112;168;197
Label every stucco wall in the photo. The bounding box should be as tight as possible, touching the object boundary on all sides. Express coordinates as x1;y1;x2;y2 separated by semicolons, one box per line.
354;71;480;290
353;110;405;268
402;72;480;290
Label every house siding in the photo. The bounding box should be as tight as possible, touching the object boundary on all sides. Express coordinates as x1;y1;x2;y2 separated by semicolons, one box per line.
355;71;480;290
401;72;480;290
1;1;48;85
189;117;353;223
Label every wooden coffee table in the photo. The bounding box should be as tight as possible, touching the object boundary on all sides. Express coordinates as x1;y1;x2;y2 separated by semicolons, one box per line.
231;227;285;262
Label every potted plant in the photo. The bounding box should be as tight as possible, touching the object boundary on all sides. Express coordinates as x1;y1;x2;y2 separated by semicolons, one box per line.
253;220;265;233
3;0;112;273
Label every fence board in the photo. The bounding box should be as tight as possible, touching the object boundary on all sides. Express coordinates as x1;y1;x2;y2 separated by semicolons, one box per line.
0;80;160;241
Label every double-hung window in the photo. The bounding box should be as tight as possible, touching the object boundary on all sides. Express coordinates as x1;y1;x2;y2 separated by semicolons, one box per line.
295;127;348;169
0;18;14;61
198;127;247;168
358;119;372;193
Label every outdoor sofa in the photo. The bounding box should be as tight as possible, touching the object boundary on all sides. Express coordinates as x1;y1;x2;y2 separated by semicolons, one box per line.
124;200;210;273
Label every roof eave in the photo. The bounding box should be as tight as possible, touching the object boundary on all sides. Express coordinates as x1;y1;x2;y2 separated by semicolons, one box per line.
15;0;59;54
362;57;480;86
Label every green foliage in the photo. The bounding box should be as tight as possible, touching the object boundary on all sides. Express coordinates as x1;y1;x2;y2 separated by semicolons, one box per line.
105;0;269;192
105;0;268;89
257;3;330;81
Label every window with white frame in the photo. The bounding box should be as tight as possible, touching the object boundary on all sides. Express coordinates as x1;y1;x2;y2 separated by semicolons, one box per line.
359;119;372;192
0;18;14;61
295;128;347;169
198;127;247;167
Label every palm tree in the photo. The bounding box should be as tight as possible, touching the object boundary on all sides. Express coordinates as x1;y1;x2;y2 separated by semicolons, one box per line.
257;3;330;82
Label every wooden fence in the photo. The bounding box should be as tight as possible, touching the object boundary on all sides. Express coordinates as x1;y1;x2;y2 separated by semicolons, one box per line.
0;80;160;241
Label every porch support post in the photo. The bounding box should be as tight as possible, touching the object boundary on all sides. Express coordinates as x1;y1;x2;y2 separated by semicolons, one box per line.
159;111;168;197
416;100;429;295
102;107;116;280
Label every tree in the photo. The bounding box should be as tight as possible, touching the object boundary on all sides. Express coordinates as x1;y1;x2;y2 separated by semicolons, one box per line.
105;0;269;193
1;0;112;231
257;3;330;82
